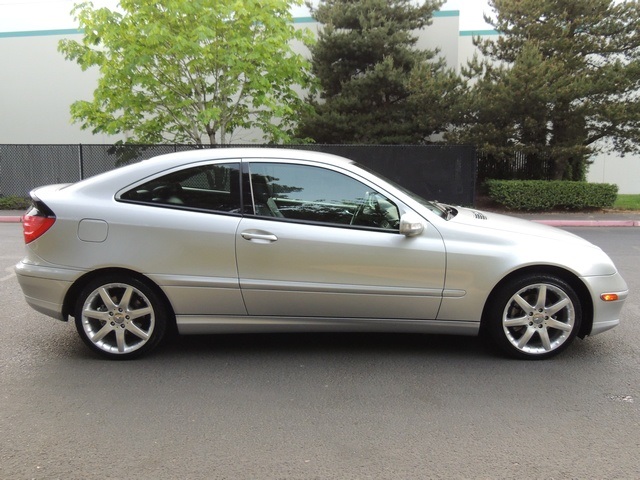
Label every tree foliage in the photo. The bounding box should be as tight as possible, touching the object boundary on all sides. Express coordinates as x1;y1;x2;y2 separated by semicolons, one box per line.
58;0;315;145
297;0;460;144
451;0;640;180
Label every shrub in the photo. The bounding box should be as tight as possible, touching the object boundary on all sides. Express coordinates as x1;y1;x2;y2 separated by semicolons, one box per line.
484;180;618;211
0;195;31;210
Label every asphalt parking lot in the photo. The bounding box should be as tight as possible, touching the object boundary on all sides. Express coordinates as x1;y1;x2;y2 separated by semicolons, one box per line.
1;223;639;479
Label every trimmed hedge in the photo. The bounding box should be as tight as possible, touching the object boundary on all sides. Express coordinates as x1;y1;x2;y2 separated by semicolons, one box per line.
485;180;618;211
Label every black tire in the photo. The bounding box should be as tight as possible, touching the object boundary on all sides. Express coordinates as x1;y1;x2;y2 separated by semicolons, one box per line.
74;274;168;359
485;274;582;360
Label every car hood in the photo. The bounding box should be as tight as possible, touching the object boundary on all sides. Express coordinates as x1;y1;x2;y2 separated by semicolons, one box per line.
448;206;592;245
436;206;620;277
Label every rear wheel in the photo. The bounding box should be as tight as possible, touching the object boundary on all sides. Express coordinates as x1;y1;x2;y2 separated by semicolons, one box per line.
485;274;582;359
74;275;168;359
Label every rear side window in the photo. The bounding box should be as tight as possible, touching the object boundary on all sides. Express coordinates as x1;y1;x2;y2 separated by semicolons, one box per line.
120;163;241;213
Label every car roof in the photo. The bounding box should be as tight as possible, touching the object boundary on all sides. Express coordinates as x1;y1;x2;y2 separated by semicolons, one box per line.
145;147;355;167
66;148;358;193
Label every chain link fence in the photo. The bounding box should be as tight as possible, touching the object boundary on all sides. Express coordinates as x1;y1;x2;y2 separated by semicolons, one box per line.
0;144;477;206
0;144;189;197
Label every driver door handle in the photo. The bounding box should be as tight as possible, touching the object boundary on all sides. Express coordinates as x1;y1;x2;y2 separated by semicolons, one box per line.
241;231;278;243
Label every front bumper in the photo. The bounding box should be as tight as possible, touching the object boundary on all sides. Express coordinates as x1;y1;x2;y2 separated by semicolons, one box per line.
582;272;629;336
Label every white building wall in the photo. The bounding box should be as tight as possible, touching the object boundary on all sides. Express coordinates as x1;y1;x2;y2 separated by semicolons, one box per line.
415;11;459;70
0;30;120;144
587;152;640;194
457;30;497;66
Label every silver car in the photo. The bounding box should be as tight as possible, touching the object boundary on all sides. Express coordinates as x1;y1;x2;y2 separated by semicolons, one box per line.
15;148;628;360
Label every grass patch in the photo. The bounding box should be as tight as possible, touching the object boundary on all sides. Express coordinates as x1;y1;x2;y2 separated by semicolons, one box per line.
613;194;640;210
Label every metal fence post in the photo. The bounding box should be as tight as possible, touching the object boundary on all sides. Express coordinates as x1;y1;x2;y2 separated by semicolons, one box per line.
78;144;84;180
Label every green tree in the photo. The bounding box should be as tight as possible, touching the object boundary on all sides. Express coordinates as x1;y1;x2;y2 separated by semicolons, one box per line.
58;0;315;145
298;0;459;144
452;0;640;180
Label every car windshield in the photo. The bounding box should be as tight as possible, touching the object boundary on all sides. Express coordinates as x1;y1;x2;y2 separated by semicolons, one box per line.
352;162;448;218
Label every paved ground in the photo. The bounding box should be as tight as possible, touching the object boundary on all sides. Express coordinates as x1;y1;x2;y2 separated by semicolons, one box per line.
2;224;639;479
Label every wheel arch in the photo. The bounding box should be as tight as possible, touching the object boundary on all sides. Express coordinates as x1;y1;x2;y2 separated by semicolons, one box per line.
62;268;176;324
481;265;594;338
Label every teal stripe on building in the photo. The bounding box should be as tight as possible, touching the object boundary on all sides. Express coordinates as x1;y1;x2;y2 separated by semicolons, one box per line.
2;10;464;36
460;30;499;37
0;28;82;38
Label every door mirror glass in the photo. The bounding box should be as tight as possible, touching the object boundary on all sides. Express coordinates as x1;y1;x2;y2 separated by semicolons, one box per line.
399;213;425;237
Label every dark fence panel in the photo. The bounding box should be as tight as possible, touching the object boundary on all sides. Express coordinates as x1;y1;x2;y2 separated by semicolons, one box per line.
79;144;186;178
280;144;476;206
0;145;82;196
0;144;477;206
0;144;194;196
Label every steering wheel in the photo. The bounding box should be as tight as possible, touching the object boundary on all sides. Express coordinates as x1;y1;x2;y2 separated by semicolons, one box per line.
350;192;399;229
350;192;372;225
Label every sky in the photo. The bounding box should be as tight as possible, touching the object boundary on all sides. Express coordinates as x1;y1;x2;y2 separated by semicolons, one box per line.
0;0;494;33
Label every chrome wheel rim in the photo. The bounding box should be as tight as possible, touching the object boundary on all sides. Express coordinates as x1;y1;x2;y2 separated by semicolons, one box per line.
502;283;575;355
81;283;155;355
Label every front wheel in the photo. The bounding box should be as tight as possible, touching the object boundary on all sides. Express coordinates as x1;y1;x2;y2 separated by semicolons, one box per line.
485;274;582;360
74;275;168;359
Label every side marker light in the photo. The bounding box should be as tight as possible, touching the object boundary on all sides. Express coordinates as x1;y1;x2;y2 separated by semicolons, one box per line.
600;293;619;302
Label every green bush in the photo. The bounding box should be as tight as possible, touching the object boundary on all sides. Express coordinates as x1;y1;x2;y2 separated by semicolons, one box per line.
0;195;31;210
485;180;618;211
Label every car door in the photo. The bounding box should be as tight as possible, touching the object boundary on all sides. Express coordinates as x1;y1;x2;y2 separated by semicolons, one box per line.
116;161;245;316
235;160;446;320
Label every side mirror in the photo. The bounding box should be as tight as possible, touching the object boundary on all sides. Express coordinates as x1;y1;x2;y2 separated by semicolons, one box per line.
399;213;425;237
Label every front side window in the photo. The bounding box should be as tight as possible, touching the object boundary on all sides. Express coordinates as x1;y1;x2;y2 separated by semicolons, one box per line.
120;163;241;213
248;162;399;230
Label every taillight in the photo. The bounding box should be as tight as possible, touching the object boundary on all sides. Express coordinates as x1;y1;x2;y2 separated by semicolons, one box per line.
23;202;56;244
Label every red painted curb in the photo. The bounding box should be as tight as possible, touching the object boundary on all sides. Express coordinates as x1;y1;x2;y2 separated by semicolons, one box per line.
0;216;22;223
535;220;640;227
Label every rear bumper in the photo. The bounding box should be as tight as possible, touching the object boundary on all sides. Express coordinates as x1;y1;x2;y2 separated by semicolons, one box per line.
15;261;83;321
